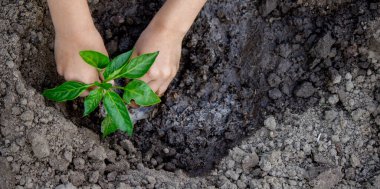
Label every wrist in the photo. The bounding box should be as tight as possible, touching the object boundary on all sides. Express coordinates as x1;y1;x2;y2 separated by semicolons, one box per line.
55;24;98;39
146;19;186;41
55;26;99;40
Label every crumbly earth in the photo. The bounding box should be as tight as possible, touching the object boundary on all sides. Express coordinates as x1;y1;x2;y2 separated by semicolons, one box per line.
1;0;380;188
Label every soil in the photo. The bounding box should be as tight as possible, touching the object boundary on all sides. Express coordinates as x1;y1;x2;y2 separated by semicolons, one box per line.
1;0;380;188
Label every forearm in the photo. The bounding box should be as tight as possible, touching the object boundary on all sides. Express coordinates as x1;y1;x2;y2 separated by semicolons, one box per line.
47;0;96;36
149;0;207;38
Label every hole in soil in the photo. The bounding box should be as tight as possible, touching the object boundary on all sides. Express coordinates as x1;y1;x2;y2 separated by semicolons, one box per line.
18;0;380;177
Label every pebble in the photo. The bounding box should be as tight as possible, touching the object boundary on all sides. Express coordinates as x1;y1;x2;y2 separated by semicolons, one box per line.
146;175;156;184
20;110;34;122
331;135;340;142
268;88;282;100
6;60;15;68
346;81;354;91
225;170;240;181
259;158;272;172
7;156;13;162
241;153;259;171
295;82;316;98
350;154;361;167
345;73;352;80
332;74;342;84
73;158;85;170
30;133;50;159
107;171;117;181
264;116;277;130
64;150;73;162
116;183;130;189
88;146;107;161
267;73;281;87
55;183;77;189
351;108;370;121
324;110;338;121
261;0;278;16
163;148;170;154
120;139;136;153
328;95;339;105
69;171;85;186
89;171;100;183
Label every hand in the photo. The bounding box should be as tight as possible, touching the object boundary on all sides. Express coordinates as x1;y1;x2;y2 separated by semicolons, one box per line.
134;24;184;96
54;28;108;95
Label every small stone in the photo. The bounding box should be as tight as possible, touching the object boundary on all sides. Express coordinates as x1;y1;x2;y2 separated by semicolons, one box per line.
69;171;85;186
116;183;130;189
64;150;73;162
295;82;316;98
345;73;352;80
55;183;77;189
324;110;338;122
120;140;136;153
267;73;281;87
241;153;259;171
259;158;272;172
328;95;339;105
264;116;277;130
164;162;176;171
225;170;240;181
346;81;354;91
311;167;343;189
20;110;34;122
88;146;107;161
351;109;370;121
332;74;342;84
331;135;340;142
350;154;361;167
73;158;85;170
261;0;279;16
163;148;170;154
303;144;312;155
145;175;156;184
30;133;50;159
312;32;336;58
6;61;15;68
107;171;117;181
268;88;282;99
6;156;13;162
89;171;99;183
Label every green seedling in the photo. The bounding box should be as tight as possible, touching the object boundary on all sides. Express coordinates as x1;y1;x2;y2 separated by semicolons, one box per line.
43;49;161;137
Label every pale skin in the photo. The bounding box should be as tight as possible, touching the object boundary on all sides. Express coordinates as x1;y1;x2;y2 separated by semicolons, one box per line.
47;0;206;96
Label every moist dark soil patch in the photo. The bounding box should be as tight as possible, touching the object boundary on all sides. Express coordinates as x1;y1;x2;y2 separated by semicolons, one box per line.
18;0;380;177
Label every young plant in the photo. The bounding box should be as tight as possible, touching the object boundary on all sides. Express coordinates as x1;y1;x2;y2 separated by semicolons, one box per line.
43;49;161;137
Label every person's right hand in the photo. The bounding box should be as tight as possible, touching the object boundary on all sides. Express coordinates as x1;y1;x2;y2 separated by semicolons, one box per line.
54;28;108;95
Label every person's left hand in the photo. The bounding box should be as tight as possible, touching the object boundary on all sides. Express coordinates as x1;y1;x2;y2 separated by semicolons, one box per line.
133;24;184;96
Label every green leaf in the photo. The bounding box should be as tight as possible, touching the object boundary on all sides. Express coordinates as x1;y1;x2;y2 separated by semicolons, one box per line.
117;51;159;79
79;50;110;69
43;81;90;102
101;115;118;138
94;81;112;90
103;91;133;136
103;49;134;80
123;80;161;106
83;88;103;116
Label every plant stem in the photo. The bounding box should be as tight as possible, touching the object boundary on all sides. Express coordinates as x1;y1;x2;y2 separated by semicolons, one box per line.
112;86;124;90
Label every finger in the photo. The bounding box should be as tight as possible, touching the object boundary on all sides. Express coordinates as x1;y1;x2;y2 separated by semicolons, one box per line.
139;74;153;84
80;85;98;97
148;80;164;96
129;101;139;108
157;80;172;96
80;90;89;97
